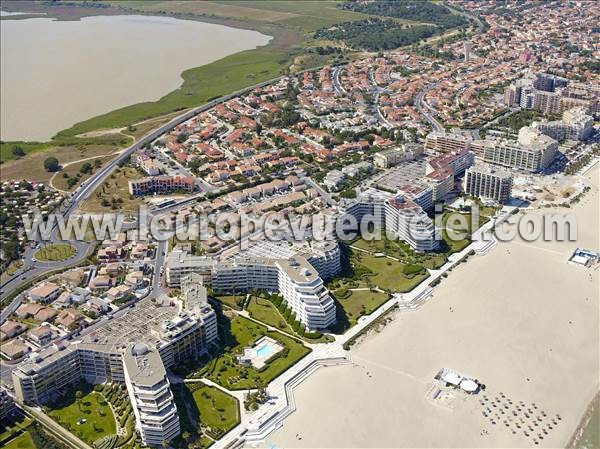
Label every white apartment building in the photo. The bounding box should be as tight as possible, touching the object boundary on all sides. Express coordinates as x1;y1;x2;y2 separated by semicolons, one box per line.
464;163;513;203
276;258;337;330
342;189;440;253
13;293;217;416
384;196;440;253
482;127;558;173
165;252;338;330
532;107;593;142
123;343;180;447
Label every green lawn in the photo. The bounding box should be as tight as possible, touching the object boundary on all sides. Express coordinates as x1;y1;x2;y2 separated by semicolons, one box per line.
246;296;294;333
356;253;429;293
192;314;310;390
214;294;246;311
351;228;473;271
34;244;76;261
1;416;33;447
173;382;240;446
3;431;34;449
192;383;239;433
335;289;390;325
48;387;116;446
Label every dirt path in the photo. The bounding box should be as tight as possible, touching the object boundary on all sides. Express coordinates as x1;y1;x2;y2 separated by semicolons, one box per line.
49;150;123;193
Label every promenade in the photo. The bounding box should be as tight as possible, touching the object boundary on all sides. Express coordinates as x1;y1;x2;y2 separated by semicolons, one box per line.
210;207;512;448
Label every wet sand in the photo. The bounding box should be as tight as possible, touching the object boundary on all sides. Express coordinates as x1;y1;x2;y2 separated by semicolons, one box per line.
0;15;271;141
269;165;599;448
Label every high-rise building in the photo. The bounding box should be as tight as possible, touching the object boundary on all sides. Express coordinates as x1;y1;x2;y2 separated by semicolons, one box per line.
532;107;594;141
384;196;440;253
165;250;340;331
482;128;558;172
464;163;513;203
12;281;218;445
123;343;181;447
464;41;472;62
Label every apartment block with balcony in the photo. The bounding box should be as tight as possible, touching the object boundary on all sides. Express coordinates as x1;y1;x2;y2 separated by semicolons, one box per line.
384;196;440;253
464;163;513;204
123;343;180;447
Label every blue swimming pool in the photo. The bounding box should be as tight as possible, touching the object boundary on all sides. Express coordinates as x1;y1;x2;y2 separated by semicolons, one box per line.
255;344;274;358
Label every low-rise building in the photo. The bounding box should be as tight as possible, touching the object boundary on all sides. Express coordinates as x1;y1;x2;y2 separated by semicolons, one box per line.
129;176;196;196
29;282;61;303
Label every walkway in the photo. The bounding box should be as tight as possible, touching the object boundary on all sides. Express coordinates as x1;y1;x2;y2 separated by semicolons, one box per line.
209;208;511;448
22;405;93;449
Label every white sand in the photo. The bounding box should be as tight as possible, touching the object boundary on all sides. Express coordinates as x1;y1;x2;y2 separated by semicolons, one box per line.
268;164;599;448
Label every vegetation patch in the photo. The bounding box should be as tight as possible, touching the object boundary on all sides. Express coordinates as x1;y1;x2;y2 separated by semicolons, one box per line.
334;289;390;326
46;383;117;446
190;314;310;390
79;166;143;213
34;244;76;262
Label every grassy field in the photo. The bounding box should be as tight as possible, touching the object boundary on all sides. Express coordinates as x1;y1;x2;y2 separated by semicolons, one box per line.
34;244;76;261
214;294;246;311
0;134;129;164
79;166;143;213
215;1;375;30
246;295;294;333
52;154;116;192
48;389;116;446
359;253;429;292
335;289;390;325
3;431;34;449
172;381;240;447
0;143;124;183
193;314;310;390
109;0;375;31
191;383;240;433
121;110;188;141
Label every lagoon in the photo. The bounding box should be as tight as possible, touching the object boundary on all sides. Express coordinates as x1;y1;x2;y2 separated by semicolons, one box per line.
0;14;271;141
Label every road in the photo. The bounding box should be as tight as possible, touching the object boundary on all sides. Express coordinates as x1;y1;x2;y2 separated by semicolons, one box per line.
1;75;290;317
415;83;444;132
332;66;347;96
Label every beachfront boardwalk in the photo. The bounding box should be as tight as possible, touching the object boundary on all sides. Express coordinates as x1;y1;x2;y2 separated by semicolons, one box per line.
212;209;511;448
213;343;349;448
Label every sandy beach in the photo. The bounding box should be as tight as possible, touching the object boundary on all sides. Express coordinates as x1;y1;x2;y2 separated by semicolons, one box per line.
268;164;599;448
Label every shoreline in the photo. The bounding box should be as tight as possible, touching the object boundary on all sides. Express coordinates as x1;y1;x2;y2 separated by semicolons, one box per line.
0;1;302;143
567;391;600;449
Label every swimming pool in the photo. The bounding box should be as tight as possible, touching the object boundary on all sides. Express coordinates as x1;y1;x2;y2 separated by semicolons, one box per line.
255;343;275;358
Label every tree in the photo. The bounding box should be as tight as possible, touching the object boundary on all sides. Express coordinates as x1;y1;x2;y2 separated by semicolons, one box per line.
76;390;83;411
44;157;59;172
12;146;25;158
80;162;93;174
182;431;190;443
162;439;171;449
